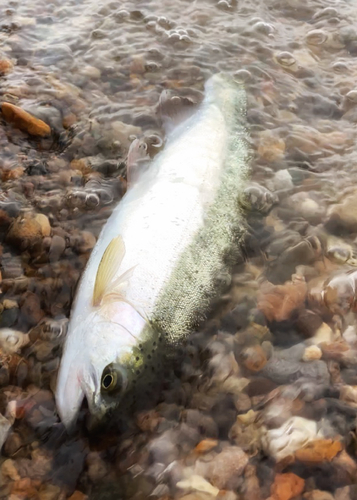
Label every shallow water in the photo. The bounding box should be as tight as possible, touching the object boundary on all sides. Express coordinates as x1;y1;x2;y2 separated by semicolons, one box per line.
2;0;357;498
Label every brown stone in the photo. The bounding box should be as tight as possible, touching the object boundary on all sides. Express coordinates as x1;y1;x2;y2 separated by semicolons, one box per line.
271;473;305;500
257;276;307;322
1;102;51;137
194;439;219;454
0;58;13;75
295;439;342;463
241;345;267;372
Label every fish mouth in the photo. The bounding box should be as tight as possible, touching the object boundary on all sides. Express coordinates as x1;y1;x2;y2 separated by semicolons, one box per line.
56;371;85;431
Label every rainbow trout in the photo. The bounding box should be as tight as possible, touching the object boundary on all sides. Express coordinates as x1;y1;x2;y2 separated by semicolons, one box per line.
56;73;250;428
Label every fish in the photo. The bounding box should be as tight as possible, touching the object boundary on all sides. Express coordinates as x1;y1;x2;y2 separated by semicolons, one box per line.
55;73;250;429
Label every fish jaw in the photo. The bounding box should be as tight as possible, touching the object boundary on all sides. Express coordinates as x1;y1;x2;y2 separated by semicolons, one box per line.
56;359;86;430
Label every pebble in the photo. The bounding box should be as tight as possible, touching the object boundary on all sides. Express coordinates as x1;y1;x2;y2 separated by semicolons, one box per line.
229;413;261;455
0;328;29;353
308;323;334;346
257;131;286;162
257;276;307;322
302;346;322;361
204;446;248;490
49;235;66;263
176;474;219;497
0;58;13;75
271;473;305;500
326;190;357;232
240;345;267;372
304;491;335;500
294;439;342;463
1;102;51;137
261;416;319;461
6;213;51;250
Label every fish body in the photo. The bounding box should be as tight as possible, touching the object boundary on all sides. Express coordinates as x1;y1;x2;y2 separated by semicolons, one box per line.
56;73;250;428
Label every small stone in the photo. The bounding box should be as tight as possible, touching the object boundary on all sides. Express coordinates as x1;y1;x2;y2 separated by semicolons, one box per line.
262;417;318;461
304;491;335;500
229;413;261;455
258;131;285;162
178;493;216;500
74;231;96;254
62;112;77;128
340;385;357;406
3;300;18;310
136;410;162;432
177;475;219;497
1;102;51;137
240;345;267;372
295;439;342;463
86;452;109;482
302;346;322;361
0;58;13;75
34;214;51;237
271;473;305;500
241;464;262;500
194;439;219;454
327;189;357;232
308;323;334;346
206;446;248;490
49;235;66;263
296;310;323;338
1;458;20;481
6;213;45;250
70;158;91;175
0;328;29;353
257;276;307;322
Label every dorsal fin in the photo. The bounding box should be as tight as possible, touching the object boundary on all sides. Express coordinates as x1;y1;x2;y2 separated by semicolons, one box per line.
93;236;126;307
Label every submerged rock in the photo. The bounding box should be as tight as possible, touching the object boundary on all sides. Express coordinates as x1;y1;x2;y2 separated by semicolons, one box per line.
1;102;51;137
257;275;307;322
271;473;305;500
294;439;342;463
261;416;319;461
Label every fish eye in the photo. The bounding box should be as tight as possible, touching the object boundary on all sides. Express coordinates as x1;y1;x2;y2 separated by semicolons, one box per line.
101;364;126;394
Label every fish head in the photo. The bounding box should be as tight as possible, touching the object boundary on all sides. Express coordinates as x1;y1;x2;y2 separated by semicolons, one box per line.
56;313;138;430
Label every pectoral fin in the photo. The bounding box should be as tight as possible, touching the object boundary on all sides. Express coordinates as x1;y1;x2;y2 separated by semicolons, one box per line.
93;236;126;307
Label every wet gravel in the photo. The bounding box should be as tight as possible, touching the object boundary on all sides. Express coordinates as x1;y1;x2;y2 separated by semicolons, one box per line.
2;0;357;498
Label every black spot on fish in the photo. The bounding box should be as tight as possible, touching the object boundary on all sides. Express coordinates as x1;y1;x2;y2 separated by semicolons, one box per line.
135;356;139;361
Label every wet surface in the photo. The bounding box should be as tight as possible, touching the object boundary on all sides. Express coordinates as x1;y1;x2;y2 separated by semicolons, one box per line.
2;0;357;498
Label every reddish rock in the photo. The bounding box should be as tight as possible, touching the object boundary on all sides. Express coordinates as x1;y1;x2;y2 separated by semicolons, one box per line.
1;102;51;137
271;473;305;500
257;276;307;322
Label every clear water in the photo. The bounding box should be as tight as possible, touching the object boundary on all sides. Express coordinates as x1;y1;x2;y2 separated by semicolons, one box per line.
1;0;357;498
